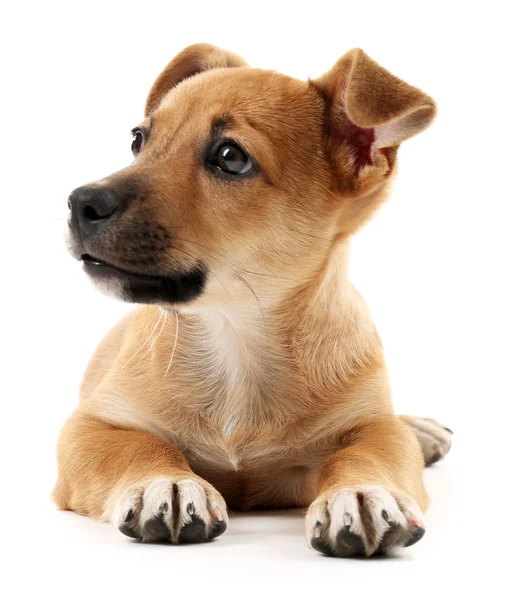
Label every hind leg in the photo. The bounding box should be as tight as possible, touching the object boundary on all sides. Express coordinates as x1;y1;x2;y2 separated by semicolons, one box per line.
399;415;453;466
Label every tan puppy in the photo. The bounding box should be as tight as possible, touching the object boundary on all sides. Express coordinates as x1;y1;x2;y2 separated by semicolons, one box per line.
54;44;452;557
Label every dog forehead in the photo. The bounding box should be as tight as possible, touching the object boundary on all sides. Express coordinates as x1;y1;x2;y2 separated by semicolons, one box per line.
157;67;314;125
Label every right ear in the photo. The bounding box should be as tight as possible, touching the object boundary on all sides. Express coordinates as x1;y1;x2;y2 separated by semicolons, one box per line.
145;43;248;116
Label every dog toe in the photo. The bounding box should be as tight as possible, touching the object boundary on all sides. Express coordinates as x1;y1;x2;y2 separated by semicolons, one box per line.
178;515;208;544
307;486;425;558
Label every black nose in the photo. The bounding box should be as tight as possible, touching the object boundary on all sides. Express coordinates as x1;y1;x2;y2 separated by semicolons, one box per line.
68;185;123;238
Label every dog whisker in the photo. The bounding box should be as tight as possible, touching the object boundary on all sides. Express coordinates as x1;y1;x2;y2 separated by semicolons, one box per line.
209;270;233;301
241;270;299;282
238;274;269;340
171;238;300;283
165;311;179;376
122;309;165;368
287;226;334;243
169;246;233;302
166;245;200;265
137;309;168;363
171;237;228;260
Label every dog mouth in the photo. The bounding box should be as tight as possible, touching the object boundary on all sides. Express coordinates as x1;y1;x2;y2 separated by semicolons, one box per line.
80;254;207;305
81;253;159;280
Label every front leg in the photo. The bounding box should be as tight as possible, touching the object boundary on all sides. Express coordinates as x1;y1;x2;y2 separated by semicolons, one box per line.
306;416;428;557
53;411;228;543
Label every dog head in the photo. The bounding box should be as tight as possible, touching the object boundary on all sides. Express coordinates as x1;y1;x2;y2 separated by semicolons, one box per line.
67;44;435;308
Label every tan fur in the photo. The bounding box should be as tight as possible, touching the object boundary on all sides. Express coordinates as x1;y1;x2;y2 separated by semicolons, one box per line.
55;45;451;555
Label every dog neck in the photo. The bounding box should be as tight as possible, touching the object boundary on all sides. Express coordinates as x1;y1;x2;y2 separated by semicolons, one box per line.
189;240;381;401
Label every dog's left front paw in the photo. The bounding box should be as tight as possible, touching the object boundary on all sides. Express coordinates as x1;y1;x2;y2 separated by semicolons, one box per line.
306;485;425;558
407;417;453;466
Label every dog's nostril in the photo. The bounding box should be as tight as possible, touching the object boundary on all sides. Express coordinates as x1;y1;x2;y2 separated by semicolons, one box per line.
69;185;123;233
83;203;113;221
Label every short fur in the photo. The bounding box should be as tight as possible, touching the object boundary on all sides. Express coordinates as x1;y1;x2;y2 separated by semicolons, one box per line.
54;44;452;556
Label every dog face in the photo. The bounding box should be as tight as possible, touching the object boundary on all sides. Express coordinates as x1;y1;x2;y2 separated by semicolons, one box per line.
67;44;435;308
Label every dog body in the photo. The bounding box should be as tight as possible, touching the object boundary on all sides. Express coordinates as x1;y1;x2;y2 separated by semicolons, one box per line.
75;257;388;512
54;45;452;556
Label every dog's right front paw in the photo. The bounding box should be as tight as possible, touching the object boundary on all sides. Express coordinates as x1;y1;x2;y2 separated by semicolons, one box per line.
112;475;228;543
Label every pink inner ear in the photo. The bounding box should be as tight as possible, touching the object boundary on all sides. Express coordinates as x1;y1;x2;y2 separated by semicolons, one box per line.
341;120;392;172
341;120;376;171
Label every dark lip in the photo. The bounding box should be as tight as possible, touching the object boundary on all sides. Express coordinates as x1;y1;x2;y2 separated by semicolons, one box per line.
80;254;207;305
81;253;164;282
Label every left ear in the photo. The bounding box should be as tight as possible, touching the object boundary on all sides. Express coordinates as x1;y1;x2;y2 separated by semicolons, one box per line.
314;48;436;198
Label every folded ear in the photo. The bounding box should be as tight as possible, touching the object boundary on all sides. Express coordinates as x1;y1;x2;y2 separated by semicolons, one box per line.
145;43;248;116
314;48;436;198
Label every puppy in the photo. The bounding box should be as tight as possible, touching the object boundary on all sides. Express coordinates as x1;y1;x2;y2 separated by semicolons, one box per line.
54;44;452;557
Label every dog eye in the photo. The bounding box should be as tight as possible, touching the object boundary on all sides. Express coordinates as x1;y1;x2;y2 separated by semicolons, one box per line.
213;143;253;175
131;128;145;156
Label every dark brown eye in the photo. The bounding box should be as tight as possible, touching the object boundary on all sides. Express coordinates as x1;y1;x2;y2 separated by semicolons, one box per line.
213;143;253;175
131;129;145;155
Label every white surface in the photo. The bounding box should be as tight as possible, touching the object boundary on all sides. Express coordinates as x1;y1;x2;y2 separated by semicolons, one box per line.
1;1;509;598
18;448;494;600
13;457;479;600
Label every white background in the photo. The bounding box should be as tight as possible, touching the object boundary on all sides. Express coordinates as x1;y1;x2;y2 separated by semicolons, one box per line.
1;1;509;598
